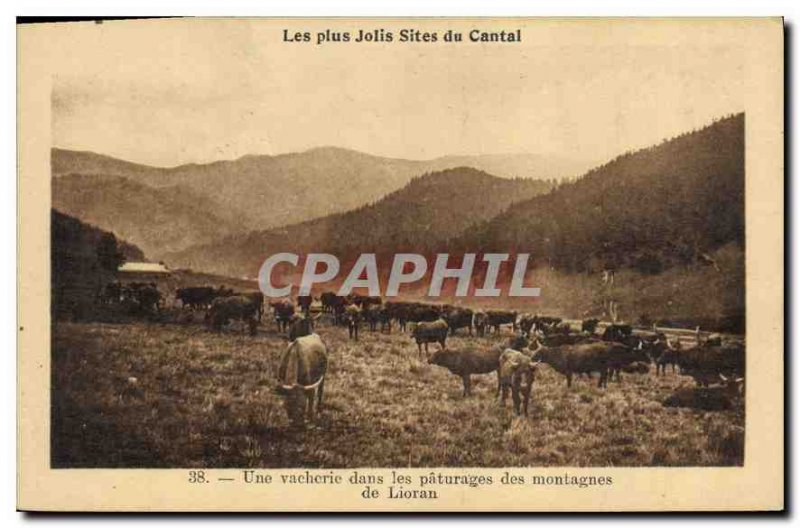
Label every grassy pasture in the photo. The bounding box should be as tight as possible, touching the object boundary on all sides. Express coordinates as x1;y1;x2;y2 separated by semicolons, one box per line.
51;318;744;468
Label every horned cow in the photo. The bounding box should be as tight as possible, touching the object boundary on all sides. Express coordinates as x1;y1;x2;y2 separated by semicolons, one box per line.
276;334;328;427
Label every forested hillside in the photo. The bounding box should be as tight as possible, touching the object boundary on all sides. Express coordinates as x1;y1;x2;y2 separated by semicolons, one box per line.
456;113;744;274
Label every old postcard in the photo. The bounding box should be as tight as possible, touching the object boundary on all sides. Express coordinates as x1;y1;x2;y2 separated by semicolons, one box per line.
17;17;783;511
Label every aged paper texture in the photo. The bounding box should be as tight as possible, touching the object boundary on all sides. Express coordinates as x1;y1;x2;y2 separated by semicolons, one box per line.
18;18;783;511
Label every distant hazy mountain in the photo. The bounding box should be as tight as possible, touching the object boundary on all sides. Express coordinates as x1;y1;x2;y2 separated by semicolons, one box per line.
52;146;575;229
52;174;242;259
164;167;554;277
52;146;578;258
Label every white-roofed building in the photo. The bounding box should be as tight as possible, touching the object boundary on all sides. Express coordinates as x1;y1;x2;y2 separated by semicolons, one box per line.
117;261;173;286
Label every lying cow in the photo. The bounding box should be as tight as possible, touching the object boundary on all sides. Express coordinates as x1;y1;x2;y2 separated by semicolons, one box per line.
498;349;538;416
276;334;328;427
677;343;745;387
206;295;259;335
411;319;449;358
663;374;744;411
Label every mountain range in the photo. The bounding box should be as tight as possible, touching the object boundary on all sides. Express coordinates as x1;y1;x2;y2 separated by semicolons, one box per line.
164;167;553;277
164;113;745;279
52;147;579;258
52;114;744;284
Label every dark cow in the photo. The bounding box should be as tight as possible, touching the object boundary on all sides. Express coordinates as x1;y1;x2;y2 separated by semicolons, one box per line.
663;374;744;411
270;300;296;333
206;295;259;335
297;295;313;315
542;333;596;347
244;291;265;322
486;309;518;334
498;349;538;415
341;304;362;340
516;313;537;337
176;286;217;310
411;318;449;358
530;340;625;388
383;301;407;332
288;312;321;341
581;318;600;335
320;292;344;314
600;323;645;380
348;294;383;308
676;343;745;387
641;333;677;376
602;323;633;343
473;310;489;337
442;306;473;336
407;303;442;324
134;283;162;315
378;306;393;333
606;342;651;381
276;333;328;427
361;304;383;332
536;316;564;335
428;340;508;396
215;285;235;298
99;281;123;305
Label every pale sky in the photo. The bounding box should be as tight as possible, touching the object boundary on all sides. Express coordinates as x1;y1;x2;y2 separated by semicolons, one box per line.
45;18;748;168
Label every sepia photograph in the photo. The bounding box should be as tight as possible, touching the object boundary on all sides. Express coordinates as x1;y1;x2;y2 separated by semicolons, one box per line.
17;16;784;511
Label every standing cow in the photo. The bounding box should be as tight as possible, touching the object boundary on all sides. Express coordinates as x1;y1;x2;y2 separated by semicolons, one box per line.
297;295;313;315
270;300;296;333
341;304;362;340
411;319;449;358
486;309;518;334
473;310;489;337
498;349;538;416
530;340;622;388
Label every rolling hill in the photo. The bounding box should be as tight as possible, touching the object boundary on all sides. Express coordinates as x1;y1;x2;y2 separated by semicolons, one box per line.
164;167;554;277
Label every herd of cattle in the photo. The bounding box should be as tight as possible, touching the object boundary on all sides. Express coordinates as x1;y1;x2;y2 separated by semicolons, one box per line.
103;284;746;426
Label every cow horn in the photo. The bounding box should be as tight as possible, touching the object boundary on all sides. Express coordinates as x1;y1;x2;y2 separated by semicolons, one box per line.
719;373;728;383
